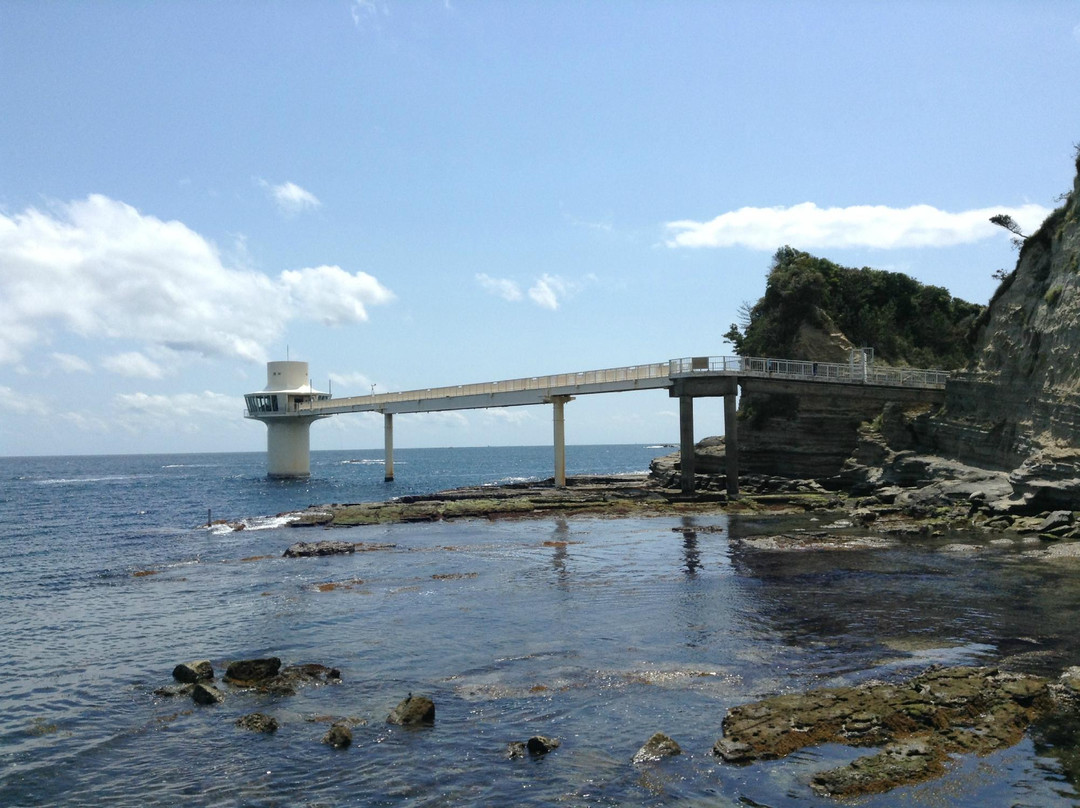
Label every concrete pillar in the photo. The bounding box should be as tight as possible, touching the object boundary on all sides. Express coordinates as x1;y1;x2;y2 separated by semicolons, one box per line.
724;392;739;497
552;396;570;488
265;418;317;478
679;396;695;494
384;412;394;482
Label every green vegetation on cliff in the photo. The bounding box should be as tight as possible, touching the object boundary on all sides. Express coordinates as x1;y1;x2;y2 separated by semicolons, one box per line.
725;247;984;369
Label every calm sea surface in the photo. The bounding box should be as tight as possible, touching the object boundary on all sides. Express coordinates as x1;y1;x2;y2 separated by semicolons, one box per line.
3;445;1080;807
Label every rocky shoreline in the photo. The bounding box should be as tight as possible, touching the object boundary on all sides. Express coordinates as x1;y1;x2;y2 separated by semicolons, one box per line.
235;447;1080;798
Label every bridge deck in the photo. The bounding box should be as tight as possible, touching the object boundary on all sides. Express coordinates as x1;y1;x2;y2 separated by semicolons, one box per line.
275;355;948;417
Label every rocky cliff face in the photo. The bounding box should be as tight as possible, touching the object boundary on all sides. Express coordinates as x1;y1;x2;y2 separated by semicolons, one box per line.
916;155;1080;507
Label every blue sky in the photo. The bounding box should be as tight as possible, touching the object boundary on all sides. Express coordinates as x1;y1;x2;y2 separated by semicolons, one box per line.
2;0;1079;457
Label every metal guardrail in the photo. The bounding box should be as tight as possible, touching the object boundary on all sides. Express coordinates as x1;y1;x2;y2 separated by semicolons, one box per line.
668;356;950;388
299;361;673;413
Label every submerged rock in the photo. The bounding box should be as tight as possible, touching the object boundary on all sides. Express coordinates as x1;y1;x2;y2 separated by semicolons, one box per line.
387;694;435;726
236;713;278;734
525;736;560;756
191;682;225;705
172;660;214;683
632;732;682;763
322;722;352;748
714;666;1052;797
225;657;282;685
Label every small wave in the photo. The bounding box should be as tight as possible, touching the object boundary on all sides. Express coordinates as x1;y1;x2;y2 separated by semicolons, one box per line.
483;475;540;486
206;514;297;534
35;475;150;486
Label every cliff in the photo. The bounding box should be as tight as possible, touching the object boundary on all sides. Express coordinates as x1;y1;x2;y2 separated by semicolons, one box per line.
912;150;1080;507
717;248;982;479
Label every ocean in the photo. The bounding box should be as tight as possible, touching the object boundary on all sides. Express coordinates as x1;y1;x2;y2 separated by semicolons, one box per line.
2;445;1080;807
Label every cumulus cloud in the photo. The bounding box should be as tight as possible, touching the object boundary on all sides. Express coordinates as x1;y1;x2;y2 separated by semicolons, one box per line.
476;273;523;302
664;202;1053;250
101;351;165;379
0;194;394;365
260;180;321;215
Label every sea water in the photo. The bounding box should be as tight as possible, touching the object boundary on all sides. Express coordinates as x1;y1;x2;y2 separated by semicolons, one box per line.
2;446;1080;807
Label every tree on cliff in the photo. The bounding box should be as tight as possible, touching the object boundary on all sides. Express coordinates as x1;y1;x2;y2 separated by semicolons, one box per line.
724;247;984;369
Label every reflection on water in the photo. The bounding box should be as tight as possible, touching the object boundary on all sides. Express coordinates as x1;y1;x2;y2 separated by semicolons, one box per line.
5;503;1080;806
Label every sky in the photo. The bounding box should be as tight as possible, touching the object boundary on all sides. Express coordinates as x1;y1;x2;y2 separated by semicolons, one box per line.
2;0;1079;458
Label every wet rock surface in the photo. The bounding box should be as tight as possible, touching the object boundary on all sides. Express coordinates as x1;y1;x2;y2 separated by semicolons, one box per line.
236;713;278;734
387;694;435;726
172;660;214;683
283;540;356;557
632;732;682;763
714;665;1053;797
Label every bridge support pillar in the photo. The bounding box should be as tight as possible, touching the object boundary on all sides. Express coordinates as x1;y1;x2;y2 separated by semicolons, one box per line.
383;413;394;481
552;395;572;488
679;396;695;494
724;393;739;498
265;418;319;478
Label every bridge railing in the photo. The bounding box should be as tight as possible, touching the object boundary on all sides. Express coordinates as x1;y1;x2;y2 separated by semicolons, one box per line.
302;361;673;412
669;356;949;388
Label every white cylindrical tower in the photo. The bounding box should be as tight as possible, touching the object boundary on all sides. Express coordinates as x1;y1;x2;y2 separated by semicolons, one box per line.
244;361;330;478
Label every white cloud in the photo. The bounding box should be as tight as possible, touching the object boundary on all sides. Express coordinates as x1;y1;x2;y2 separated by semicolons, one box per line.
0;385;43;415
528;274;572;310
101;351;164;379
0;194;394;365
115;390;240;419
281;265;394;325
476;273;523;302
664;202;1053;250
261;180;321;215
481;407;533;425
51;352;92;373
328;371;377;393
351;0;389;28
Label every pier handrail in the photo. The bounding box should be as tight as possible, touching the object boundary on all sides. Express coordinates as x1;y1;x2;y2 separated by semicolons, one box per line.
300;361;673;413
259;354;952;418
668;355;950;388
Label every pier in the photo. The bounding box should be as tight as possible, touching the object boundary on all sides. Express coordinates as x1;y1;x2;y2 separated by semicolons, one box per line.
244;353;949;493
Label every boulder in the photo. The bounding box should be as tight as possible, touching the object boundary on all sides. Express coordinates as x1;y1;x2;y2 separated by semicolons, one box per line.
283;540;356;558
172;660;214;683
191;682;224;705
236;713;278;733
387;694;435;726
323;722;352;748
225;657;282;685
632;732;682;763
1038;510;1075;533
525;736;560;755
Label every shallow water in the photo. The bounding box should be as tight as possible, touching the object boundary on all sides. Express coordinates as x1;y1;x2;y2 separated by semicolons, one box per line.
3;449;1080;806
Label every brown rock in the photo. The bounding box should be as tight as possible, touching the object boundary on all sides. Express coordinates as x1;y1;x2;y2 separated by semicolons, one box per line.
236;713;278;733
387;694;435;726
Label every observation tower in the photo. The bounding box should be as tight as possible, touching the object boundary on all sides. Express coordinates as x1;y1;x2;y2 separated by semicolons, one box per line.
244;361;330;478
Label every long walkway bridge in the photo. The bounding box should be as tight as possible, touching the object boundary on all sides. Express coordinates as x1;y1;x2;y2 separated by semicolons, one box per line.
245;354;950;494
